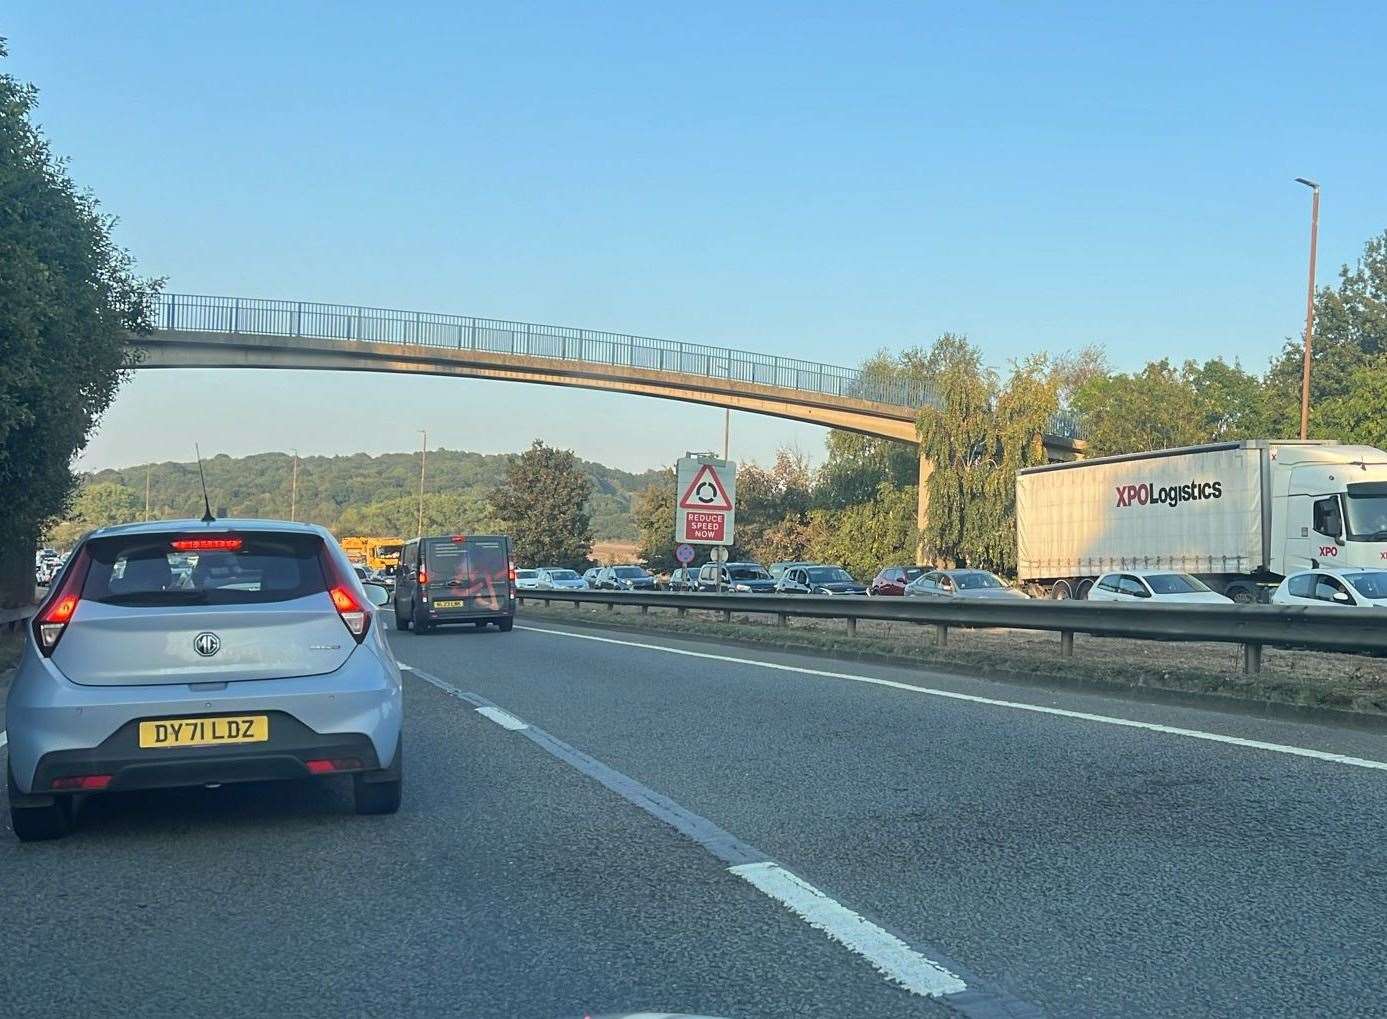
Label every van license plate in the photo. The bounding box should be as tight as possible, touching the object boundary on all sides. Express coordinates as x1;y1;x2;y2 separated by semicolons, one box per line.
138;716;269;749
433;599;465;608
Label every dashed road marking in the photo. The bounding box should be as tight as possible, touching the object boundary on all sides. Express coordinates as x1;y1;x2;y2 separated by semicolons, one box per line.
475;705;528;731
403;662;1036;1015
516;624;1387;774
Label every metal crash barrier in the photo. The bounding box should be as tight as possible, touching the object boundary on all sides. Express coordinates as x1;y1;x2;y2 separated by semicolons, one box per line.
517;590;1387;675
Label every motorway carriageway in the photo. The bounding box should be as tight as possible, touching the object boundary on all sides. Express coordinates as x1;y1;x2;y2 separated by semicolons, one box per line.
3;618;1387;1017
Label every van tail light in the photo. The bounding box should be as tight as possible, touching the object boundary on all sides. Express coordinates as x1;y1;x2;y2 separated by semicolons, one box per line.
318;548;372;643
508;560;517;597
33;547;92;657
418;567;428;584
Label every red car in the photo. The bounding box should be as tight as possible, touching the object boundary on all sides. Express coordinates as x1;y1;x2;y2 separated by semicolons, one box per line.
869;565;929;596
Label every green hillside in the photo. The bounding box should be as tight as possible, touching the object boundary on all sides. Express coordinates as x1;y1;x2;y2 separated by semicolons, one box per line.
74;449;661;541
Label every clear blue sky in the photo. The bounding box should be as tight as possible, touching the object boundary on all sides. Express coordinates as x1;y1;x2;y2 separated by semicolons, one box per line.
7;2;1385;473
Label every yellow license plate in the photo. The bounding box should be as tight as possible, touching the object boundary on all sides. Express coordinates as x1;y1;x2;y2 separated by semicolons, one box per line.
138;715;269;749
433;599;465;608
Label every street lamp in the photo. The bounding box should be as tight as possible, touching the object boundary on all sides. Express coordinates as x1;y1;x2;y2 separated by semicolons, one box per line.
416;429;428;538
1294;177;1320;441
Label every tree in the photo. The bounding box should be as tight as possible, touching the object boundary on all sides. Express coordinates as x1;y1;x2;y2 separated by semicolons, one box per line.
915;338;1059;572
1266;230;1387;422
805;483;918;580
0;41;160;604
734;448;816;558
73;483;142;528
1315;356;1387;449
1070;360;1207;457
335;492;501;538
632;469;677;573
488;439;594;568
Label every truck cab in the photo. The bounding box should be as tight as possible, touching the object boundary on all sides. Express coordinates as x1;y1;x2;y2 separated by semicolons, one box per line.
1270;445;1387;575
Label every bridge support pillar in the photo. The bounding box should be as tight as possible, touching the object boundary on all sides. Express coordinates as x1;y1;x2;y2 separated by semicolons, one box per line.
915;451;934;565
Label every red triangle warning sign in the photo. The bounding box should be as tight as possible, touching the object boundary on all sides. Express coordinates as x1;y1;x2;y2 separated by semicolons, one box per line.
679;464;733;511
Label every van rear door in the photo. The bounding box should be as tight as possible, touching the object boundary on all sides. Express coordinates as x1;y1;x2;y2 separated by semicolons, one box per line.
424;537;512;615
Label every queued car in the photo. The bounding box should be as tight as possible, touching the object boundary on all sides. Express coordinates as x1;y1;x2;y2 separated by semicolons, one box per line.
1087;571;1232;604
514;569;542;590
768;560;817;580
697;561;776;593
869;565;929;596
1271;568;1387;608
904;569;1030;600
6;518;403;841
774;564;867;596
535;567;587;591
665;567;697;592
582;567;603;588
599;565;657;591
394;534;516;632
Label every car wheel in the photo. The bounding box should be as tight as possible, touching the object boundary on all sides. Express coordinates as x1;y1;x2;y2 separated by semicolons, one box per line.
7;762;71;842
496;617;514;632
353;739;402;816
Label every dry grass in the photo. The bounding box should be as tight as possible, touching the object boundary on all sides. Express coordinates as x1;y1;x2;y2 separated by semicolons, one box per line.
520;601;1387;716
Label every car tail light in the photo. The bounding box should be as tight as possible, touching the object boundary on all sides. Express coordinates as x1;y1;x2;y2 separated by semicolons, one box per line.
32;547;92;656
318;548;372;643
170;537;243;552
51;774;111;791
329;585;369;639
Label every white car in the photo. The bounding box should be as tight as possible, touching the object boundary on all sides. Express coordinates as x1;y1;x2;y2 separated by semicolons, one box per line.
514;569;542;590
536;568;586;591
1271;568;1387;608
1087;571;1233;604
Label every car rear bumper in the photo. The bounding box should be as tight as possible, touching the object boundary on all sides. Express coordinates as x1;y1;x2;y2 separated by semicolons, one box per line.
5;641;401;795
25;712;382;801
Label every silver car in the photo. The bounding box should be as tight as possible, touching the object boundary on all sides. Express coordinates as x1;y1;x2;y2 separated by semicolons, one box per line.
535;568;587;591
904;569;1030;600
6;518;403;842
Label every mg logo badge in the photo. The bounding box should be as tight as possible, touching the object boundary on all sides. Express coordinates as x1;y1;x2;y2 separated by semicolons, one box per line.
193;632;222;657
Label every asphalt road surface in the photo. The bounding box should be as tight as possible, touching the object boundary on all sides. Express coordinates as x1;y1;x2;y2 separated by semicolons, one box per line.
4;616;1387;1017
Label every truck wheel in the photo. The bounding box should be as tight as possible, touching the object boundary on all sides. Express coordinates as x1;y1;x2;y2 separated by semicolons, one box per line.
1050;580;1074;600
1076;579;1094;600
1225;583;1259;605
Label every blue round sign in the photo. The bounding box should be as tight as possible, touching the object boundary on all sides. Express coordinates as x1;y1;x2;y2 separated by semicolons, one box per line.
675;543;696;565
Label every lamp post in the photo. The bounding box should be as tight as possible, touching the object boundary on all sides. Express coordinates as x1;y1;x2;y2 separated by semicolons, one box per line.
416;429;428;538
1294;177;1320;440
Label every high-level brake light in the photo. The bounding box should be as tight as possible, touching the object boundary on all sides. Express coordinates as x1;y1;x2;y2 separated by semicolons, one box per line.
171;537;243;551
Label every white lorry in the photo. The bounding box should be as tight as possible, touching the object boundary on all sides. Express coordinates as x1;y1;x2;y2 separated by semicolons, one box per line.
1016;439;1387;602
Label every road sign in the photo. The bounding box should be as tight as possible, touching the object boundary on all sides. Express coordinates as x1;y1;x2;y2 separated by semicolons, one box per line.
675;543;695;565
709;546;728;563
675;456;736;545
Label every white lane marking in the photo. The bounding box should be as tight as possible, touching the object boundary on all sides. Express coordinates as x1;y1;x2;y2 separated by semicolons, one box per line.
0;730;7;752
397;663;414;672
475;705;529;731
403;667;974;1002
730;861;967;997
517;625;1387;774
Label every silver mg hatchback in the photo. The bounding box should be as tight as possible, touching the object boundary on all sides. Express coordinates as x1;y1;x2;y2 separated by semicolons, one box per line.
6;519;403;841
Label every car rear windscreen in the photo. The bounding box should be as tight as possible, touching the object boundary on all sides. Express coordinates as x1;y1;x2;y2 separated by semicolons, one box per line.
425;538;508;586
81;533;327;606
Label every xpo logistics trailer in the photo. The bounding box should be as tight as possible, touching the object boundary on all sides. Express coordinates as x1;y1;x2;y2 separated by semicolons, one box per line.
1016;439;1387;603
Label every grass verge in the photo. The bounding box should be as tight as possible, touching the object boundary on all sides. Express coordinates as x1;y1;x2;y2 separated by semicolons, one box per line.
519;602;1387;719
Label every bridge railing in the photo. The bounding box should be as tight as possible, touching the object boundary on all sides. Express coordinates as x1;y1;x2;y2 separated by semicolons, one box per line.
153;293;939;410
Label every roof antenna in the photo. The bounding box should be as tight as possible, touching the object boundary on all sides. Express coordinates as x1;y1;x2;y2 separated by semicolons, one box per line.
195;444;216;523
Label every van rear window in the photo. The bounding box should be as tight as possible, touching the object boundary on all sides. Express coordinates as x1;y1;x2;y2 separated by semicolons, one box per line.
81;533;327;606
425;539;508;584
